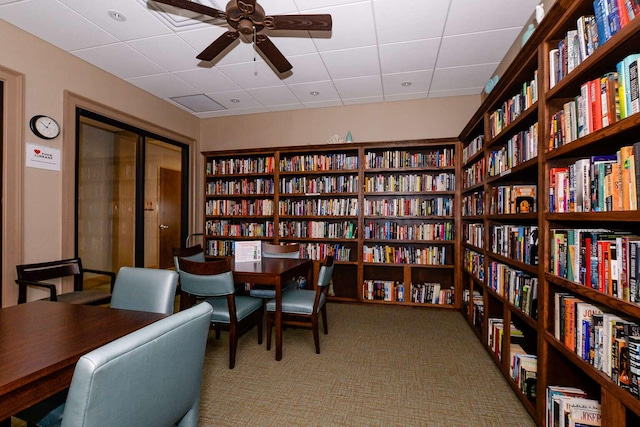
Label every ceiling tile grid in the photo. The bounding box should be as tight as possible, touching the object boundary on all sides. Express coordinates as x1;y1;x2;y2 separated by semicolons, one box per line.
0;0;540;117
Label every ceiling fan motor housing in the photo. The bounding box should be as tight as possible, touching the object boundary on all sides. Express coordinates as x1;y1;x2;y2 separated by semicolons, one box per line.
227;0;265;34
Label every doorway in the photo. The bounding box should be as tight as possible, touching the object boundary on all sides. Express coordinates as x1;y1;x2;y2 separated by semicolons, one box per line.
76;110;188;274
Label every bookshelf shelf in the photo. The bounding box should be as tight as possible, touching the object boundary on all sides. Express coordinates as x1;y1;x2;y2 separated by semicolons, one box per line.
202;139;458;308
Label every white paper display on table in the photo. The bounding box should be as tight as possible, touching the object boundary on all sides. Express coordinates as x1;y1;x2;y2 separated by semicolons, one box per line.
26;143;61;171
234;240;262;263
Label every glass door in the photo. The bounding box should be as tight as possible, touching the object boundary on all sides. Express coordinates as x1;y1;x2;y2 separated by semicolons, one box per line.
76;111;187;276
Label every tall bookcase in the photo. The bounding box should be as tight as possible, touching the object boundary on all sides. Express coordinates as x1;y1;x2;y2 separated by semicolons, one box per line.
202;139;459;309
459;1;640;425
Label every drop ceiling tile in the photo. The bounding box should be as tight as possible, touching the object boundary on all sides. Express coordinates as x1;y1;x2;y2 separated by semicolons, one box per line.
436;28;521;68
385;92;429;102
287;80;340;103
379;39;439;75
445;0;538;36
176;26;229;56
126;73;199;98
333;75;382;99
72;43;166;79
60;0;171;41
382;70;432;96
127;34;199;72
429;87;483;98
373;0;450;44
430;63;499;92
217;61;287;89
343;95;385;106
321;46;380;80
257;0;299;14
311;3;377;52
268;103;306;112
173;67;240;93
302;99;343;109
247;86;301;107
266;34;318;57
208;90;262;110
142;0;225;32
0;0;118;51
294;0;364;11
282;53;330;84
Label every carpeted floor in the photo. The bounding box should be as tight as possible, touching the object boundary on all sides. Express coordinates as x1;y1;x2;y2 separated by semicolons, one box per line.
12;303;536;427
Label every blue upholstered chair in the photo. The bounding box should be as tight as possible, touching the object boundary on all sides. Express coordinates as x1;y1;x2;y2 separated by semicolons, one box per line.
15;267;180;426
249;242;301;301
177;257;263;369
173;244;206;310
266;255;334;354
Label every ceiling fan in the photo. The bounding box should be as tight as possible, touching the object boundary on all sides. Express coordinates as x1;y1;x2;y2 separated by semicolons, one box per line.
153;0;332;73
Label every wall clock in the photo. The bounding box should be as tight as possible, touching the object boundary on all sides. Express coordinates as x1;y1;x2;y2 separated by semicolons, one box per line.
29;115;60;140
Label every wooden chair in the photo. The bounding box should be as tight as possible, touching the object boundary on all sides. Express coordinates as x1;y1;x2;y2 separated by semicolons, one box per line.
176;257;263;369
249;242;301;301
15;258;116;305
266;255;334;354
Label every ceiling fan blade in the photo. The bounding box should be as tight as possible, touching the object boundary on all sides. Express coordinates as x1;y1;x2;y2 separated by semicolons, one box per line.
196;31;240;62
265;14;332;31
255;35;292;73
152;0;226;20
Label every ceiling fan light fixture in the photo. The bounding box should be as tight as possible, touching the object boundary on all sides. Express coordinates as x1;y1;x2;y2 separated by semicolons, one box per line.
107;10;127;22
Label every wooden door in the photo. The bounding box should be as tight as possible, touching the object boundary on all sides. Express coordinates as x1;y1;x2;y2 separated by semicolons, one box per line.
158;168;181;269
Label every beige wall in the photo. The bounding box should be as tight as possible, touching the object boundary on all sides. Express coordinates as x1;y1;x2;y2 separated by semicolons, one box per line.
1;18;480;306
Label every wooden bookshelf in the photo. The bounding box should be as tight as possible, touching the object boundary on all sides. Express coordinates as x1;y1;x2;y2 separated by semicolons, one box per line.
202;139;459;308
459;1;640;425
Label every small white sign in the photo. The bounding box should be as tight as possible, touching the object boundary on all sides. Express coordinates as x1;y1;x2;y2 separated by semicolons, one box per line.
26;143;60;171
234;240;262;263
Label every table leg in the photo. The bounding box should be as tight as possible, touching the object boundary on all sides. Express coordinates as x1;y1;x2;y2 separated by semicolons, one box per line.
275;280;282;361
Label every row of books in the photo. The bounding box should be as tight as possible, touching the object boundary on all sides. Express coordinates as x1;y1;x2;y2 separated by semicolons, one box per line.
205;220;275;238
361;281;453;304
462;157;485;189
554;293;640;400
362;221;453;241
205;198;274;216
489;184;537;215
362;196;453;217
488;71;539;138
206;178;275;196
488;224;539;266
364;148;455;169
363;172;455;193
487;124;539;177
362;244;447;265
278;220;357;239
510;345;537;400
462;289;484;329
462;190;484;216
279;153;359;172
464;248;485;281
299;242;351;262
550;229;640;302
594;0;639;45
279;175;358;194
487;261;538;319
547;385;601;427
463;222;484;248
549;144;640;213
462;135;483;164
278;198;358;216
487;318;520;361
206;156;275;175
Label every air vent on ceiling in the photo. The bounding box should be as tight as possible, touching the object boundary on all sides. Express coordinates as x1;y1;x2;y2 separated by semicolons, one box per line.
170;94;226;112
145;0;224;29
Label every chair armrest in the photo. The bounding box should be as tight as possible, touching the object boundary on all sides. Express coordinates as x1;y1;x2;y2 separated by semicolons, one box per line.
15;279;57;303
83;268;117;292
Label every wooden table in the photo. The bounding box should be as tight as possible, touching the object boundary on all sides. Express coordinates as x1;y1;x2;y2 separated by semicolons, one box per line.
0;301;166;423
231;257;311;361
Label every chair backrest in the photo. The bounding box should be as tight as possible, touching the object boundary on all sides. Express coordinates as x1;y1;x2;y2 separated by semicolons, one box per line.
317;255;335;288
110;267;178;315
60;302;213;427
173;245;205;272
177;258;235;297
16;258;84;291
262;242;300;259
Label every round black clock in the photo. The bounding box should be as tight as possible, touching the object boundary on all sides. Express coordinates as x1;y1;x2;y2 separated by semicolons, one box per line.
29;115;60;140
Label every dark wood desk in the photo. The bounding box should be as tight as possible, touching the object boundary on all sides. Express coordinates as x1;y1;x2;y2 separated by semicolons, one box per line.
0;301;166;422
231;257;311;361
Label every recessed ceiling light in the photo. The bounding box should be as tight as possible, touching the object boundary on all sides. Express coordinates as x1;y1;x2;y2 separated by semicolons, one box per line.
310;91;320;96
108;10;127;22
401;81;412;87
230;98;240;103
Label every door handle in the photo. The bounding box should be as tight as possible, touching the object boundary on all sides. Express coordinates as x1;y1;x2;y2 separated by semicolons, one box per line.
159;224;169;229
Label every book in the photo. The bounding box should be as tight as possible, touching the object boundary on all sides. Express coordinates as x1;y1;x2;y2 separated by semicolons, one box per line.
616;54;640;118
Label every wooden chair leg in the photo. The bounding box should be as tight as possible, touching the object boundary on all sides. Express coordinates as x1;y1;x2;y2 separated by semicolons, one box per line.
321;305;328;335
312;314;320;354
266;312;272;351
229;322;237;369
